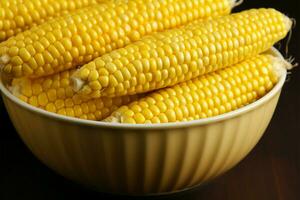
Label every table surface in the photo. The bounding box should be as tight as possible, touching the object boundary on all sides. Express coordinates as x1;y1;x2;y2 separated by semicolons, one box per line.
0;1;299;200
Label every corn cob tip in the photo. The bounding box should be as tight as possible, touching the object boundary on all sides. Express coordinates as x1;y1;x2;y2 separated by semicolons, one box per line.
103;114;122;123
0;54;10;75
273;57;290;77
264;48;293;81
269;47;293;67
71;76;84;92
103;105;132;123
9;86;19;97
283;14;293;31
230;0;244;8
9;78;33;97
0;55;10;65
8;79;25;97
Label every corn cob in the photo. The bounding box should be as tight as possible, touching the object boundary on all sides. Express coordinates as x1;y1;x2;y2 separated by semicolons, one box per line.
71;8;292;99
10;69;139;120
0;0;234;78
104;53;291;124
0;0;104;41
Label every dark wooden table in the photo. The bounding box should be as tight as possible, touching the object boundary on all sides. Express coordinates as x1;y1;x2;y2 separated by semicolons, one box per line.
0;1;299;200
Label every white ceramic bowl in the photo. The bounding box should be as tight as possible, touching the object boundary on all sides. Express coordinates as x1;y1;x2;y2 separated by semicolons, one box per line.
0;65;286;195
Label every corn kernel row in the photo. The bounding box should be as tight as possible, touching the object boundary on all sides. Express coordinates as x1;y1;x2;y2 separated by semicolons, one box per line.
0;0;233;78
71;8;292;99
104;53;289;124
10;69;139;120
0;0;104;41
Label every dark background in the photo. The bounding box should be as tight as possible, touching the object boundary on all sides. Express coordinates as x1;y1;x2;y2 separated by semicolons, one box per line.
0;1;299;199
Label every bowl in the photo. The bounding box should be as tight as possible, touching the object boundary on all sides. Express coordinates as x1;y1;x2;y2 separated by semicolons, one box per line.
0;63;286;195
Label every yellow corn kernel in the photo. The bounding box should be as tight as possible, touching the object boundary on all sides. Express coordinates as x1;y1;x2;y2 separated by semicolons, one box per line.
0;0;103;41
10;69;139;121
0;0;234;78
104;53;292;124
72;9;292;99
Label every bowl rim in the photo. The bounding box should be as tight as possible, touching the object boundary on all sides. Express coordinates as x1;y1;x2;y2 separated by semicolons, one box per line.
0;52;287;130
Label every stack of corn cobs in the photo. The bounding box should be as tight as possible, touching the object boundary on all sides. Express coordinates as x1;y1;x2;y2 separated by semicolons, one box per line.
0;0;295;124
